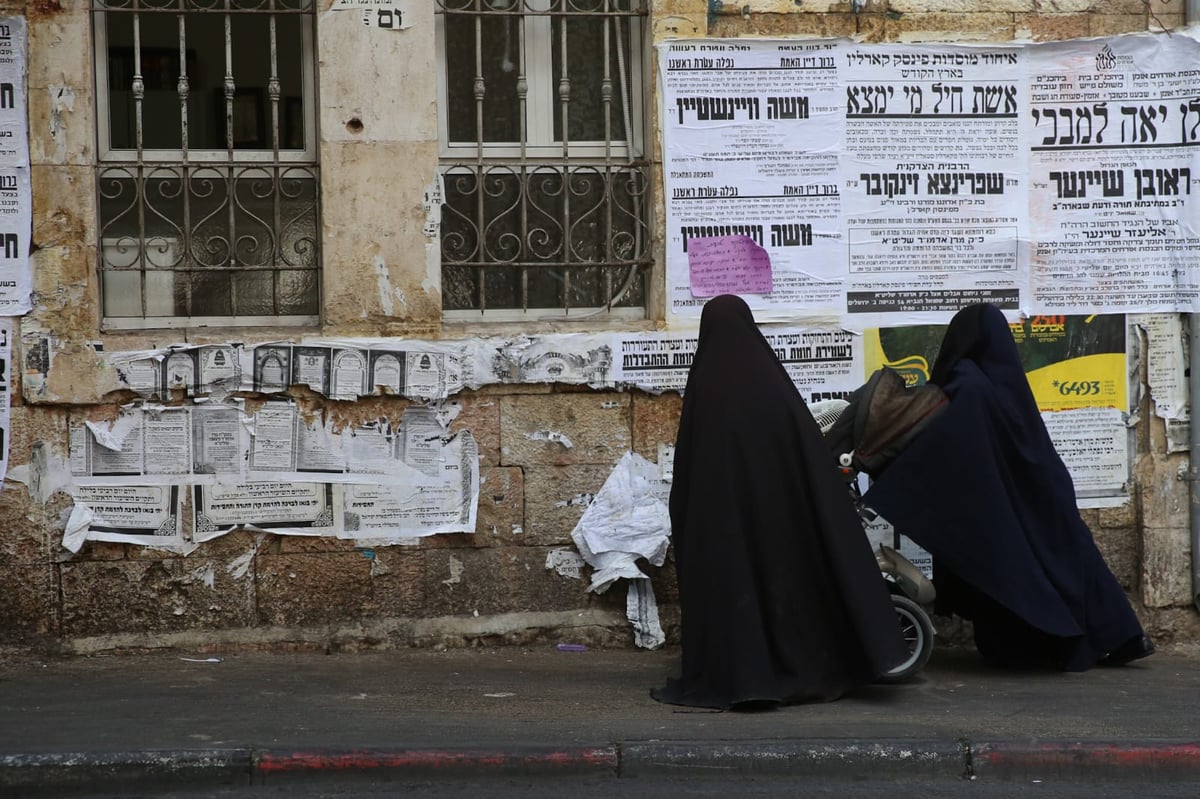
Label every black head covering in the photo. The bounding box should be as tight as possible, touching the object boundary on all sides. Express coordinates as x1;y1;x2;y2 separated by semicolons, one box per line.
654;295;906;709
865;303;1149;670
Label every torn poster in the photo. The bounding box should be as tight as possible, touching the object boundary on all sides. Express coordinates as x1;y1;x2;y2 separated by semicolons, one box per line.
193;482;337;540
612;327;864;398
569;451;671;594
0;318;10;488
626;578;665;650
0;17;30;316
66;485;186;551
1128;314;1188;453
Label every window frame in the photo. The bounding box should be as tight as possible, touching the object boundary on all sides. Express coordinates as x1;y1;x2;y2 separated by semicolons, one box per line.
435;0;654;322
92;1;322;330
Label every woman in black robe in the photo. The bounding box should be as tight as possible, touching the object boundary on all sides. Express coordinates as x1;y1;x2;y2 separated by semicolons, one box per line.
654;294;907;709
864;303;1153;671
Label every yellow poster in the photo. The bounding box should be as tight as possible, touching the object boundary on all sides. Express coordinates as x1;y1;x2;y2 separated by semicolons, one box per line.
864;314;1127;413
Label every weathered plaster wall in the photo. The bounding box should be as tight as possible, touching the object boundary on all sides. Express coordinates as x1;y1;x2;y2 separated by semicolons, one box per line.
1;0;1195;656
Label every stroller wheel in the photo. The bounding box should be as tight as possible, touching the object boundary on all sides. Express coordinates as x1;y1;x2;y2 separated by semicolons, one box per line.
878;594;934;683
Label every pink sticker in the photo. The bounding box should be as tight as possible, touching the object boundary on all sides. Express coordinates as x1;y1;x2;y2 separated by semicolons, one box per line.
687;235;773;297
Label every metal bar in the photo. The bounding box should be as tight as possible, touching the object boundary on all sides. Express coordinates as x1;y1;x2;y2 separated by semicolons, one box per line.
223;11;237;315
556;4;570;310
473;1;487;311
269;12;282;313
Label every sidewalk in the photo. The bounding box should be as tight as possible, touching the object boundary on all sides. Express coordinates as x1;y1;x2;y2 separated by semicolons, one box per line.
2;642;1199;793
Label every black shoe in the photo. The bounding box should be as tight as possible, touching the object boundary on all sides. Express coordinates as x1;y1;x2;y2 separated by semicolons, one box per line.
1100;634;1156;666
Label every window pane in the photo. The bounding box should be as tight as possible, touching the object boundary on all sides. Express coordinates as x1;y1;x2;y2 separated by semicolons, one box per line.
436;1;650;314
440;163;648;311
98;165;321;318
551;9;631;143
444;11;520;143
106;13;184;149
105;12;306;152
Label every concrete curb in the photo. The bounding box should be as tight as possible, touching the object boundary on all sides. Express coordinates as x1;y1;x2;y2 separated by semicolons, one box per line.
0;748;252;795
254;745;620;781
620;739;968;779
4;739;1200;794
970;740;1200;782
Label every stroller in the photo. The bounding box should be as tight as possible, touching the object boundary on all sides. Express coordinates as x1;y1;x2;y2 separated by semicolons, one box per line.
809;367;949;682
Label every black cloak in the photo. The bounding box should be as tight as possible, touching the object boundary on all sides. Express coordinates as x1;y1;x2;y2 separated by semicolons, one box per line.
654;295;907;709
864;303;1151;671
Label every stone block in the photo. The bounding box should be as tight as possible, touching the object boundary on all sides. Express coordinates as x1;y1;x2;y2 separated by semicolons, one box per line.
856;12;1015;42
891;0;1031;12
65;541;126;562
7;405;68;472
1148;12;1185;32
500;393;631;466
60;558;256;637
0;560;58;641
653;12;707;39
421;548;512;617
1088;14;1149;34
255;552;376;626
522;464;613;546
632;391;682;462
710;12;859;37
1091;525;1139;590
1014;13;1091;42
1134;452;1188;529
653;0;709;14
32;164;95;261
1099;497;1138;529
475;465;525;542
276;534;365;554
500;546;597;614
421;546;595;618
1141;526;1192;608
27;9;91;91
317;3;436;143
28;85;94;167
1089;0;1155;13
451;393;501;466
360;548;425;616
318;141;442;331
0;483;59;562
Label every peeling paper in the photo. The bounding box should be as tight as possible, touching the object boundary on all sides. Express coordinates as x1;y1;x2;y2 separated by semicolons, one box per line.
188;562;216;588
422;175;444;238
545;549;585;580
554;493;593;509
528;430;573;448
442;555;464;586
569;451;671;594
627;578;665;650
85;414;140;452
226;547;258;580
62;503;94;553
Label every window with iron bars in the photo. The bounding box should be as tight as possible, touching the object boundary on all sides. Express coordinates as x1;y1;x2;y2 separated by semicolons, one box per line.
93;0;321;330
436;0;652;321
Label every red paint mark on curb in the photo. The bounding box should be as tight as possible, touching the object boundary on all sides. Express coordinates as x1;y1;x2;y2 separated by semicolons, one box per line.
978;742;1200;772
255;747;619;775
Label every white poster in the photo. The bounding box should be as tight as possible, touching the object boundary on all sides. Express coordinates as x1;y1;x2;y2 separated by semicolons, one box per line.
1027;35;1200;313
68;485;185;548
193;482;336;540
842;42;1026;325
660;39;846;325
0;17;29;316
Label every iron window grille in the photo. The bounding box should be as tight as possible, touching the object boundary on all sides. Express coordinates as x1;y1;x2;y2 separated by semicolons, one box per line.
93;0;321;329
435;0;652;321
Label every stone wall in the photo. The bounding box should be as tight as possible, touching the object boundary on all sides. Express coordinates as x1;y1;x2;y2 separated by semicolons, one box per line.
2;0;1196;656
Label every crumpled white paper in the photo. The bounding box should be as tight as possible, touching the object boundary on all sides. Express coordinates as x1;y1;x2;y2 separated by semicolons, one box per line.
569;450;671;594
568;451;672;650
